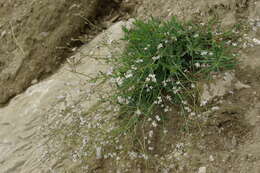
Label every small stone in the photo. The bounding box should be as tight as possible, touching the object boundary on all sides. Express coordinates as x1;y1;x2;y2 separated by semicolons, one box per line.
234;81;251;90
96;147;102;159
198;167;206;173
209;155;214;162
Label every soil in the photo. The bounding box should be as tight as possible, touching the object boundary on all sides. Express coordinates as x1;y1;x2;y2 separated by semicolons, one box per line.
0;0;260;172
0;0;128;106
119;0;260;172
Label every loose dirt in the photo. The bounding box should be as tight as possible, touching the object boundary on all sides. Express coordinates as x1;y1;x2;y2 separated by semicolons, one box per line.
0;0;260;172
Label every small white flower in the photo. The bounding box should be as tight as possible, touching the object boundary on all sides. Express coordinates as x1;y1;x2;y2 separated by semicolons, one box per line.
116;77;123;86
152;121;158;127
125;70;133;78
184;106;191;112
190;112;196;116
149;130;153;137
191;83;195;88
195;63;200;68
166;95;172;101
157;43;163;49
155;115;161;121
131;65;137;70
163;129;168;134
106;67;113;75
145;77;151;82
182;100;188;105
136;109;141;115
194;34;199;38
211;106;220;111
149;74;157;82
142;154;148;160
201;51;208;56
200;100;208;106
136;59;143;63
125;73;133;78
253;38;260;45
152;55;160;61
148;147;154;151
164;107;170;112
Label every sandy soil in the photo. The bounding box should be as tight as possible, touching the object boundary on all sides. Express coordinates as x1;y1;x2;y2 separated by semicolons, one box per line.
0;0;259;172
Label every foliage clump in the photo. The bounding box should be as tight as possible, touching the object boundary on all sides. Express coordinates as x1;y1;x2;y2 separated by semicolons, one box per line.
106;17;237;131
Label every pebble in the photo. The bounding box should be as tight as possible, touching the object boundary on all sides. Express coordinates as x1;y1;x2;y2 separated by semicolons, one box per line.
198;167;206;173
209;155;214;162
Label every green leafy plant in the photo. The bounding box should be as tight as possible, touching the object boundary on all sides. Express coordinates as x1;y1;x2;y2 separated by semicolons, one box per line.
103;17;238;132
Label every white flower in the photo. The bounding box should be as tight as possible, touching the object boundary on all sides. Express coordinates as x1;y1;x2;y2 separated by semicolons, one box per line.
131;65;137;70
125;70;133;78
253;38;260;45
148;74;157;82
163;129;168;134
211;106;220;111
200;100;208;106
152;121;158;127
191;83;195;88
166;95;172;101
155;115;161;121
157;43;163;49
125;73;133;78
152;55;160;61
162;80;168;87
148;147;154;151
201;51;208;56
116;77;123;86
136;59;143;63
117;96;125;104
190;112;196;116
194;34;199;38
142;154;148;160
136;109;141;115
106;67;113;75
195;63;200;68
184;106;191;112
182;100;188;105
164;107;169;112
149;130;153;137
145;77;151;82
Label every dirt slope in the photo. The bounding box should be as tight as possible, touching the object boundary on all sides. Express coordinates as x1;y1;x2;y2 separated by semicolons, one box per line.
0;0;259;172
0;0;102;105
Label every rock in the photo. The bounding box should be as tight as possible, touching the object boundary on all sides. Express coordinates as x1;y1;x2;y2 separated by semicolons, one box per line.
209;155;214;162
200;72;235;105
96;147;102;159
234;81;251;90
200;72;251;105
198;166;207;173
0;20;132;172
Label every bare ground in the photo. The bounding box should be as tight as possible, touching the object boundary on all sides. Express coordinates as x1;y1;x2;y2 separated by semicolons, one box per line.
0;0;260;172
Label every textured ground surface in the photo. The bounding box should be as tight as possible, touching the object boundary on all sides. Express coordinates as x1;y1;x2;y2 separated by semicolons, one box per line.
0;0;260;172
